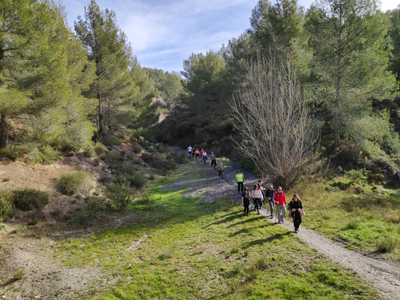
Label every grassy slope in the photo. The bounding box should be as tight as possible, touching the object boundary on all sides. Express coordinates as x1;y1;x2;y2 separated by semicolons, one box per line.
290;178;400;260
55;164;379;299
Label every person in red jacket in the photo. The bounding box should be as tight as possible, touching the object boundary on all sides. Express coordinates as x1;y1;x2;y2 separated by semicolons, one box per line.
273;186;287;224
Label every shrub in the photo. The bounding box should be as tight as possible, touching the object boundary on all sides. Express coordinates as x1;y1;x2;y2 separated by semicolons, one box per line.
56;171;93;196
13;188;49;211
84;145;96;158
133;144;142;154
93;158;100;166
26;148;43;165
0;190;15;221
135;191;154;205
375;236;399;253
105;183;135;211
40;145;61;164
142;153;177;170
149;174;155;181
103;134;121;147
105;152;124;164
94;143;108;155
130;173;148;188
0;148;19;161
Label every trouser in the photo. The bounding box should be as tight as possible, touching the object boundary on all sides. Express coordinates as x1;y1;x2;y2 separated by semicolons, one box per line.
269;200;274;215
277;205;286;222
218;170;223;178
293;210;302;230
243;201;249;215
203;157;207;164
253;198;261;213
237;182;244;193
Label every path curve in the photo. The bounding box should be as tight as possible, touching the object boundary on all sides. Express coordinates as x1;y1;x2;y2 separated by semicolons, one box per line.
168;146;400;300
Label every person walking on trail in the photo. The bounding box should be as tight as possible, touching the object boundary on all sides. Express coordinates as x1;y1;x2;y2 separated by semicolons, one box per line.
217;159;225;178
265;184;276;218
187;145;192;158
288;194;304;233
236;171;244;194
273;186;287;224
202;150;208;164
258;180;266;209
210;156;217;171
251;184;264;215
242;187;250;216
200;148;204;158
195;148;200;161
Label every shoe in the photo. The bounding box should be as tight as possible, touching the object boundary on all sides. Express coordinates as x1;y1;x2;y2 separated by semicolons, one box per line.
295;230;299;233
257;212;260;215
282;219;284;223
278;221;281;224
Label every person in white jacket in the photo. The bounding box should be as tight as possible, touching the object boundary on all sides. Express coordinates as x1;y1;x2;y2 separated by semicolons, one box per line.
251;184;264;215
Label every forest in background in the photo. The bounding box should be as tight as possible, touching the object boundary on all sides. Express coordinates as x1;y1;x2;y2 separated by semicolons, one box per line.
1;0;400;187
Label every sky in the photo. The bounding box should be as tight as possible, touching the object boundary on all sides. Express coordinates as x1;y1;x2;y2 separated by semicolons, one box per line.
63;0;400;73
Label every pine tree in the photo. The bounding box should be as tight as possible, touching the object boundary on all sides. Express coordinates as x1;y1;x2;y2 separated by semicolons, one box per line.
75;0;135;141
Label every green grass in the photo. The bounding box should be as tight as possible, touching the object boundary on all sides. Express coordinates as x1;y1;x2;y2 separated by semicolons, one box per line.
56;171;93;196
289;179;400;258
53;164;379;299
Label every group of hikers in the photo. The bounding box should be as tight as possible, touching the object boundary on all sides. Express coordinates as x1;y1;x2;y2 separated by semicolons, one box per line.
187;145;226;178
187;145;304;233
237;171;305;234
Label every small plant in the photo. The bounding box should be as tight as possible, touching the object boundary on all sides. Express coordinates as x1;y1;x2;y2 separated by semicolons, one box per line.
93;158;100;166
105;183;135;211
103;134;121;147
40;145;61;164
56;171;93;196
13;188;49;211
136;191;153;205
3;176;10;182
133;144;142;154
0;148;19;161
149;174;155;181
343;219;360;230
94;143;108;155
130;173;148;188
375;236;399;253
84;145;96;157
13;269;24;281
0;190;15;221
26;148;43;165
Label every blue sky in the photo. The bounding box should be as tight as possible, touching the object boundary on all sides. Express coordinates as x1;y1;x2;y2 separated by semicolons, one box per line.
63;0;399;72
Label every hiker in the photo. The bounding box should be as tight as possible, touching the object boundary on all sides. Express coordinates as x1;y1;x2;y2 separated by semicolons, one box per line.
242;187;250;216
187;145;192;158
265;184;276;218
202;150;208;164
273;186;286;224
210;156;217;171
251;184;263;215
236;170;244;194
200;148;204;158
192;147;196;159
217;159;225;178
258;180;266;209
288;194;304;233
195;148;200;161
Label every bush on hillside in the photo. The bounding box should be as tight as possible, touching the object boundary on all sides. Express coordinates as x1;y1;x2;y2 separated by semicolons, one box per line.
13;188;49;211
375;236;399;253
56;171;93;196
0;190;15;221
94;143;108;155
40;145;61;164
26;148;43;165
133;144;142;154
105;183;135;211
103;134;121;147
142;153;177;170
0;148;19;161
130;173;148;188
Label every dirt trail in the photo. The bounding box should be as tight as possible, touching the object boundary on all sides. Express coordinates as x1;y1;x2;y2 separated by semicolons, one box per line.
169;146;400;300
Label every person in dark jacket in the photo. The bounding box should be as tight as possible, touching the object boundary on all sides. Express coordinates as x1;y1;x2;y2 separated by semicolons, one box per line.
242;187;250;216
288;193;304;233
265;184;276;218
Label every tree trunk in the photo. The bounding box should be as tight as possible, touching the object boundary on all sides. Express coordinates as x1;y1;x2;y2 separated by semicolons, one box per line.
334;76;340;150
97;92;104;142
0;113;8;149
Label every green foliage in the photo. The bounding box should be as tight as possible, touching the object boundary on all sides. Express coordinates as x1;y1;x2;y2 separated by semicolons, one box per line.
102;135;121;147
40;145;61;164
130;173;148;188
133;144;142;154
13;189;49;211
56;172;93;196
0;190;15;221
94;143;108;156
375;236;399;253
142;153;177;171
105;183;135;211
0;148;19;161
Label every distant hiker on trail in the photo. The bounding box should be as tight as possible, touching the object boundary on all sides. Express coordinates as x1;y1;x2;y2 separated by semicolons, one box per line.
217;159;225;178
265;184;276;218
195;148;200;161
210;155;217;171
187;145;192;157
273;186;286;224
236;171;244;194
242;187;250;216
200;148;204;158
288;194;304;233
192;148;196;159
202;150;208;164
251;184;263;215
258;180;266;209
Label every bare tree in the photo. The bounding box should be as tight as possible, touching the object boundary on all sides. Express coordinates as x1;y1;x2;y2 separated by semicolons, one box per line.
230;54;316;188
